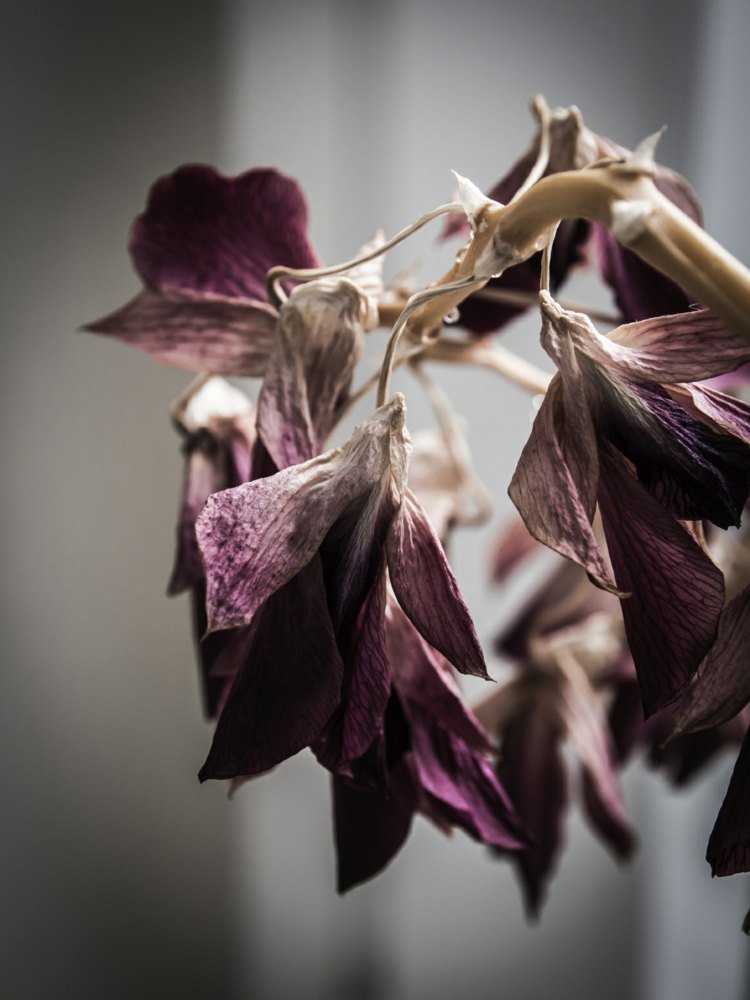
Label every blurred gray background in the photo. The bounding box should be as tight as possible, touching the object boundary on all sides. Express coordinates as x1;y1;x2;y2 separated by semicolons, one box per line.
2;1;749;998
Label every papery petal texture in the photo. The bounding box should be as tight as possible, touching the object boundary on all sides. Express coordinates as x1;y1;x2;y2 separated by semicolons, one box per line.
84;289;277;375
597;450;725;716
130;165;320;300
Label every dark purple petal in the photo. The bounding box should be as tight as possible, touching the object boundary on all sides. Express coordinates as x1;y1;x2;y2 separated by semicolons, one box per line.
314;569;392;770
387;600;491;753
667;382;750;446
672;583;750;735
257;280;366;468
580;769;637;859
130;165;319;300
496;698;568;918
706;726;750;876
597;449;725;716
332;767;415;893
587;373;750;528
408;702;528;851
651;721;745;788
189;583;241;720
490;516;543;584
199;557;343;780
84;289;277;376
386;490;489;678
508;379;618;592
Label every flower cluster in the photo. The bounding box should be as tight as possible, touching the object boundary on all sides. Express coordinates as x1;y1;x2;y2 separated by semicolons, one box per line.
88;99;750;913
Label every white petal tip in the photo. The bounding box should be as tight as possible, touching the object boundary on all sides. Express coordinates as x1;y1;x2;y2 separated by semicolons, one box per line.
629;127;667;171
451;171;496;231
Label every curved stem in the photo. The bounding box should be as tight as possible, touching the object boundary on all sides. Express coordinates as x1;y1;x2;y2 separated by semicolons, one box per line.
511;94;552;202
265;201;462;308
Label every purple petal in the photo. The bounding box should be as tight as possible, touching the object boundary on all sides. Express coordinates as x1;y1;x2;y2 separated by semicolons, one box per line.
197;398;408;631
198;556;343;780
580;769;637;859
672;583;750;735
606;310;750;383
597;449;725;716
332;768;415;893
408;701;528;851
386;599;492;753
314;569;392;770
496;698;568;918
667;382;750;446
130;165;319;301
706;726;750;876
84;289;277;376
386;490;489;678
508;379;618;592
490;515;543;584
257;280;366;468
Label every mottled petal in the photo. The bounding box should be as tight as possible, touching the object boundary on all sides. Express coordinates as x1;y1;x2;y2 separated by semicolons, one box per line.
197;397;408;631
198;557;343;780
333;770;415;892
84;289;277;376
672;583;750;735
706;726;750;876
130;165;319;300
508;379;617;592
257;278;366;468
597;449;725;715
387;490;489;678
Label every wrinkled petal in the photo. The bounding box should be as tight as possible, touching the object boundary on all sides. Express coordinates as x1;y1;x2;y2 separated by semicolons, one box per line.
130;165;319;300
199;557;343;780
667;382;750;446
408;702;528;851
606;310;750;383
387;599;491;753
84;289;277;376
197;397;408;631
508;378;617;592
672;583;750;735
387;490;489;678
257;279;367;468
706;726;750;876
333;769;415;892
597;449;725;716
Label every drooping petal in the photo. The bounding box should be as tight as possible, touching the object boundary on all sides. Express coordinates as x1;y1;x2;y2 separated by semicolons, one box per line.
408;701;528;851
605;310;750;383
386;490;489;678
197;397;408;631
198;556;343;780
580;770;637;860
706;726;750;876
256;278;367;468
84;289;277;376
314;568;392;770
508;379;617;592
496;694;568;918
332;770;415;892
672;583;750;735
130;165;320;300
667;383;750;446
387;599;491;753
597;449;725;716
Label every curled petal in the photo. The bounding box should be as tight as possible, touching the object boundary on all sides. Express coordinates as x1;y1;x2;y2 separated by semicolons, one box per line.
84;289;277;376
706;726;750;876
672;583;750;735
597;450;725;716
130;165;319;300
198;557;344;780
387;491;488;678
509;379;617;592
667;383;750;446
